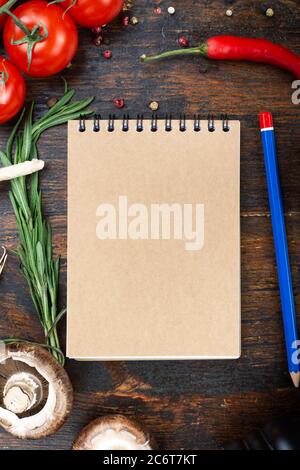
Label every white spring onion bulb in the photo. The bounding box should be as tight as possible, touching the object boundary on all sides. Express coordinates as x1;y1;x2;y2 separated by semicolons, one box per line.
0;159;44;182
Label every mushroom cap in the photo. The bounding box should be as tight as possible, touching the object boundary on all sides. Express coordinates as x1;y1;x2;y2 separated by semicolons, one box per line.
73;415;156;450
0;342;73;439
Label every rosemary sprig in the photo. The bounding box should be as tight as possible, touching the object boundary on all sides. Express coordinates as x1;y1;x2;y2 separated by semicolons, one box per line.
0;83;93;366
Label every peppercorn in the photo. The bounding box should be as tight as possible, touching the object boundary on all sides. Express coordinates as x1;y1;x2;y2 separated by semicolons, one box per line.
154;6;162;15
93;36;102;47
149;101;159;111
178;36;189;48
260;3;274;16
121;15;130;26
265;7;274;17
103;50;112;59
91;26;102;35
46;97;57;109
226;9;233;17
168;6;175;15
123;0;133;11
113;98;125;109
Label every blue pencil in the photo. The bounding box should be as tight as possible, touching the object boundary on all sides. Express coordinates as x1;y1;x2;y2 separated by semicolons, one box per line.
260;112;300;387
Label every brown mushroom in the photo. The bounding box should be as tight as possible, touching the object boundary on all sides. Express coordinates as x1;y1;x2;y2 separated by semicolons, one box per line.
0;342;73;439
73;415;156;450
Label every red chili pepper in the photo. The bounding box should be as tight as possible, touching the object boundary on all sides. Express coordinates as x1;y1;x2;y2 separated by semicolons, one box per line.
140;35;300;79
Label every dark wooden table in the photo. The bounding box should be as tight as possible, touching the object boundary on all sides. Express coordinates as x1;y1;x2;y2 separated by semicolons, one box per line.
1;0;300;450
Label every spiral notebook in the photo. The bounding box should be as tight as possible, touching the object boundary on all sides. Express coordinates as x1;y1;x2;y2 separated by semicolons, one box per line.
67;117;241;360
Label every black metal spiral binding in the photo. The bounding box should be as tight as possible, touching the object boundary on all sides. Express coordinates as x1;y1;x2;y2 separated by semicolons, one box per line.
122;114;129;132
194;114;201;132
179;114;186;132
151;114;158;132
78;114;231;132
78;115;86;132
108;114;115;132
208;114;215;132
165;114;172;132
93;114;100;132
221;113;230;132
136;114;143;132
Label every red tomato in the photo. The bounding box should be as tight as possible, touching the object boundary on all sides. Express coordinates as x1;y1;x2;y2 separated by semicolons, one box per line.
60;0;124;28
0;57;26;125
3;1;78;77
0;0;7;30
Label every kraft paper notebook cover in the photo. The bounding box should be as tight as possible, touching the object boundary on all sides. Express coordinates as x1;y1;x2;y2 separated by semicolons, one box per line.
67;117;240;360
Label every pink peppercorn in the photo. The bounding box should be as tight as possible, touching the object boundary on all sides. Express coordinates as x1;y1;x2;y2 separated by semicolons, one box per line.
113;98;125;109
121;15;130;26
103;50;112;59
91;26;102;35
178;36;189;48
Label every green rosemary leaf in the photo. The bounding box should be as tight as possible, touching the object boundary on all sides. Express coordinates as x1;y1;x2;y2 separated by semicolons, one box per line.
53;256;60;286
8;192;21;229
61;96;94;113
13;133;24;165
46;308;66;340
0;149;11;167
34;97;94;130
22;103;34;162
29;171;38;213
32;95;93;136
9;194;27;250
63;77;68;94
10;178;30;221
6;108;25;160
49;268;58;315
49;255;59;295
35;110;94;135
46;222;52;272
42;89;75;119
33;112;85;136
21;267;44;324
36;241;46;281
30;141;38;159
18;212;36;274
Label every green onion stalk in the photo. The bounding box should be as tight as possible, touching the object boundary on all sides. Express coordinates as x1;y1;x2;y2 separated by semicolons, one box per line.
0;82;93;365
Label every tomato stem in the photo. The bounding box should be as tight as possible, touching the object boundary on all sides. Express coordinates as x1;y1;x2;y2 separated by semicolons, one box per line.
0;0;18;16
1;0;49;72
0;1;49;71
48;0;77;16
11;22;49;70
0;70;8;86
5;9;31;35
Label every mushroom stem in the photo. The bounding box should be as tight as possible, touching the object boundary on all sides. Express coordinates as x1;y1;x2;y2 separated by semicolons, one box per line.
3;372;43;414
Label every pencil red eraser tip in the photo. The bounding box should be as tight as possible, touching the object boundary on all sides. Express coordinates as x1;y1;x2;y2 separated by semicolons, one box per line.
259;112;273;130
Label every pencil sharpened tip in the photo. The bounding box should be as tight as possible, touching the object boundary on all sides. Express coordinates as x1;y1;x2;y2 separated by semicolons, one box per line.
290;372;300;388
